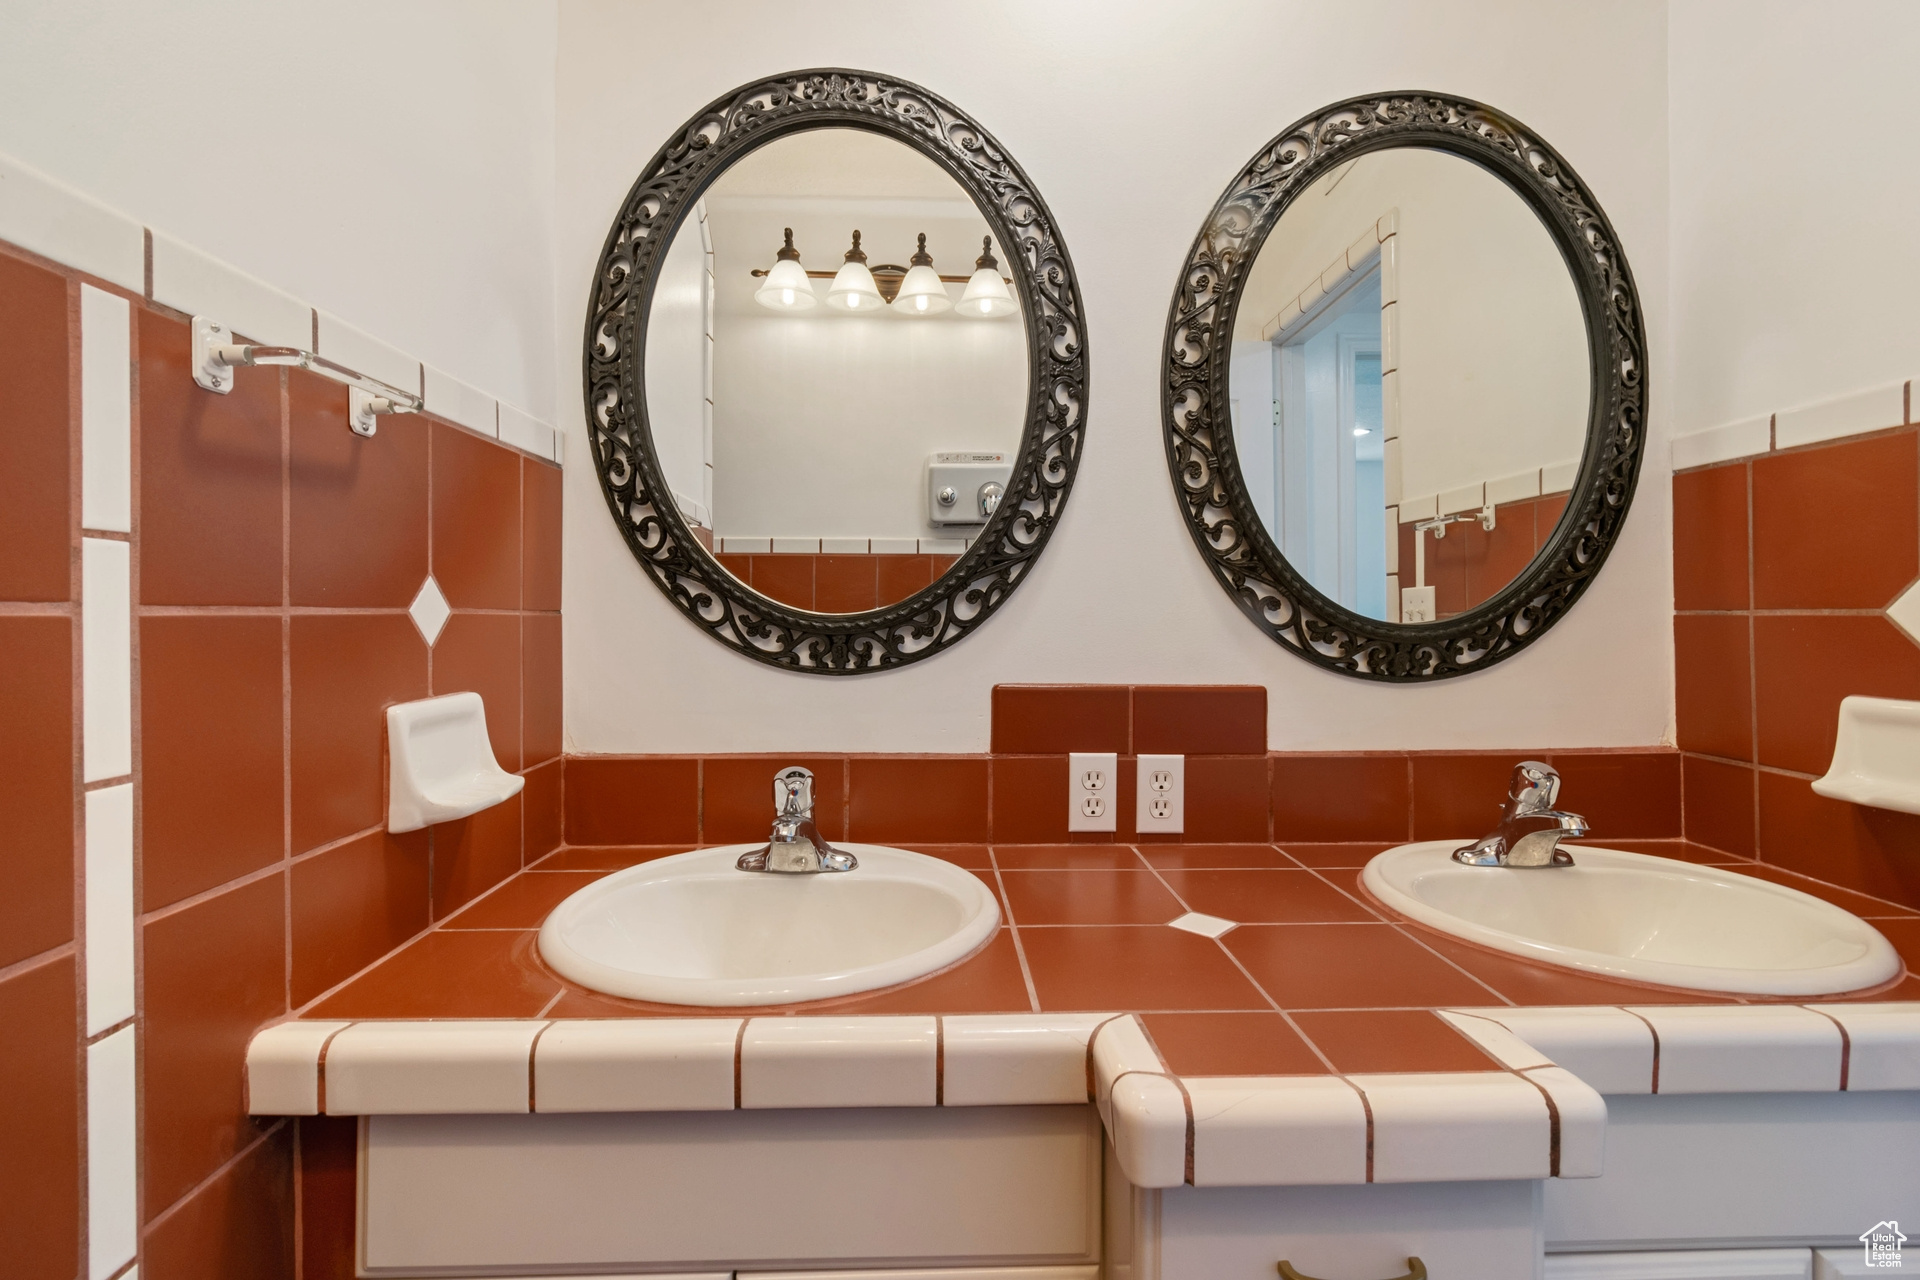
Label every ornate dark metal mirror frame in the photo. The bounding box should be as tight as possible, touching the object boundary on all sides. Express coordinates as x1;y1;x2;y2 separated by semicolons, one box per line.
584;70;1087;673
1161;93;1646;681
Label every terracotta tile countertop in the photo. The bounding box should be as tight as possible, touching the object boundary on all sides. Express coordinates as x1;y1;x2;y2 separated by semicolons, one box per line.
296;839;1920;1042
245;839;1920;1189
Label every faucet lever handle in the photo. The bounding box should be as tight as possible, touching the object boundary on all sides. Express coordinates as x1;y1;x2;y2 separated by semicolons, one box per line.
1506;760;1560;816
772;766;815;819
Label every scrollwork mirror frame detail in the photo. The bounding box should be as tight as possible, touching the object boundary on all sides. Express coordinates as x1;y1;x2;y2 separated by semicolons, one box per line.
585;70;1087;673
1161;93;1646;681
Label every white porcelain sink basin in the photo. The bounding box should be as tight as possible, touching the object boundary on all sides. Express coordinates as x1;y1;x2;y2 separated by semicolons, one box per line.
1362;841;1902;996
538;843;1000;1006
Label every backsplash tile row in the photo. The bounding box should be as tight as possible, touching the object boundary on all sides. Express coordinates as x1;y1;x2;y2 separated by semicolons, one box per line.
0;236;561;1280
1673;424;1920;907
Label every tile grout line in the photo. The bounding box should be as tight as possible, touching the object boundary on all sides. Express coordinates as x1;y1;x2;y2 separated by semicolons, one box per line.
987;847;1041;1013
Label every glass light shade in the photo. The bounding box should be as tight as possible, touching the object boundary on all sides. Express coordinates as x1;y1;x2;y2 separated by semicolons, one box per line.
960;266;1017;318
826;259;883;311
896;263;953;316
754;257;816;312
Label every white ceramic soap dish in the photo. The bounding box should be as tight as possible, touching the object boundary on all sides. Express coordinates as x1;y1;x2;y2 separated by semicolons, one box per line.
1811;695;1920;814
387;692;524;833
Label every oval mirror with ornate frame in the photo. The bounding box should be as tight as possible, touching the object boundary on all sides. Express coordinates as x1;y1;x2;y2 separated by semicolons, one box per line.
585;70;1087;673
1162;93;1646;681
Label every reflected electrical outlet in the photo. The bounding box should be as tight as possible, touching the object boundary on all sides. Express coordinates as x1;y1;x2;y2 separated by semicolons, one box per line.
1401;584;1437;624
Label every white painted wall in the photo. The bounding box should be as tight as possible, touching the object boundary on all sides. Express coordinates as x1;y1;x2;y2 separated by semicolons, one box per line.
1669;0;1920;435
556;0;1674;753
0;0;558;419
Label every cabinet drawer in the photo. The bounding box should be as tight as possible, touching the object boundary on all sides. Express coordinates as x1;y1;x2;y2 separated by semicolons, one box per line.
1118;1170;1540;1280
359;1106;1101;1275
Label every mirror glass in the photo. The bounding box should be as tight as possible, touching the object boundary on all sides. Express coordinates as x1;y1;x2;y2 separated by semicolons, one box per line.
1227;146;1589;624
644;127;1029;614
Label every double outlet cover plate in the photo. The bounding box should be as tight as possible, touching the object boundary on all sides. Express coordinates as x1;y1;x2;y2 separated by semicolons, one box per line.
1068;753;1184;834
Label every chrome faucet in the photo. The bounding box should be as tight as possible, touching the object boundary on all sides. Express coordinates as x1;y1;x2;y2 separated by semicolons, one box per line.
1451;761;1589;868
736;766;857;874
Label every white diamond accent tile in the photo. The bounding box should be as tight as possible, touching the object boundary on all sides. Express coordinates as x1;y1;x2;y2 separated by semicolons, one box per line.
1888;578;1920;647
1169;911;1237;939
409;576;451;646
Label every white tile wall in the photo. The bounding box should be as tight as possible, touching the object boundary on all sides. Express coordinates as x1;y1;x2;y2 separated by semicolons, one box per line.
1541;458;1580;494
84;784;135;1035
150;229;310;347
770;537;819;554
81;538;132;782
870;537;917;555
423;364;498;437
1486;468;1542;507
1438;483;1485;516
1672;415;1772;470
0;153;145;293
80;286;132;533
87;1026;138;1280
315;310;421;395
1774;381;1905;450
498;400;556;460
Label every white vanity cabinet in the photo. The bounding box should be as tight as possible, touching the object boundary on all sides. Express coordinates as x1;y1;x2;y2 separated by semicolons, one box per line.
1107;1092;1920;1280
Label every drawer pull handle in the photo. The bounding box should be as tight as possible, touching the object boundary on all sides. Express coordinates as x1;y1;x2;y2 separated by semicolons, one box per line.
1280;1257;1426;1280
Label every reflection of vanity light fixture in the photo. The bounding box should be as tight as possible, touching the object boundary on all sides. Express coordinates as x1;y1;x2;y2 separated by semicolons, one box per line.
1353;426;1371;437
895;234;954;316
825;231;884;311
752;228;817;311
960;237;1018;318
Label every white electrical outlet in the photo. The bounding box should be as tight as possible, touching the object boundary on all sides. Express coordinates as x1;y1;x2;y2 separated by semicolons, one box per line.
1136;754;1185;834
1068;752;1118;832
1401;584;1437;623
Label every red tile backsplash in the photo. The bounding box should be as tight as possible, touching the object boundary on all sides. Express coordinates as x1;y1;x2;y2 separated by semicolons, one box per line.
1674;613;1752;761
432;611;522;772
1183;755;1271;841
1411;752;1540;840
290;377;429;607
990;685;1130;754
291;613;430;853
702;755;846;843
523;456;564;612
289;828;430;1007
1671;463;1749;611
1546;750;1682;839
142;873;287;1219
432;420;522;609
0;253;71;602
0;617;74;967
849;756;991;843
989;756;1070;843
0;958;79;1278
564;756;699;845
1675;438;1920;903
6;238;557;1275
141;615;285;910
1754;614;1920;776
138;308;284;605
1132;685;1265;755
1753;430;1917;610
1272;754;1411;843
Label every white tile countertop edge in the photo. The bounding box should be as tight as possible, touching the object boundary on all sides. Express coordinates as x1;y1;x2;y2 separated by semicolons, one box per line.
244;1002;1920;1188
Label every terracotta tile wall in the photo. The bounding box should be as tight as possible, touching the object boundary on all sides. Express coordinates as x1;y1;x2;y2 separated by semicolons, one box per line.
1673;427;1920;908
564;685;1685;847
0;237;561;1280
712;551;961;612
